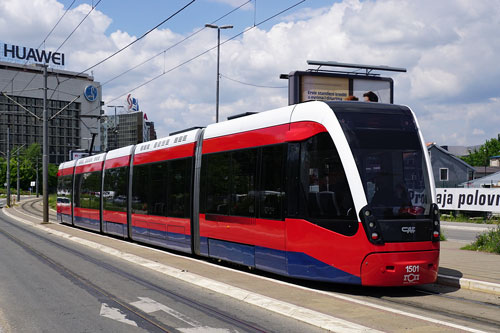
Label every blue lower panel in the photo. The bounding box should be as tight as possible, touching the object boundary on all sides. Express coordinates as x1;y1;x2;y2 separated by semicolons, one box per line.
255;246;287;275
58;213;72;225
131;226;191;253
104;221;126;238
287;252;361;284
200;237;209;256
208;238;255;267
74;215;100;232
203;237;360;284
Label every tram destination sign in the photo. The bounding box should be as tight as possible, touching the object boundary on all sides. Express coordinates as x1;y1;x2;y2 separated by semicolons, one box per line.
1;42;65;67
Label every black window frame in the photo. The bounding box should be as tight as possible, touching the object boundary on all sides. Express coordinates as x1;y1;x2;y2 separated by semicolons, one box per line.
201;144;287;220
102;165;129;213
131;157;192;219
287;132;358;236
74;170;102;210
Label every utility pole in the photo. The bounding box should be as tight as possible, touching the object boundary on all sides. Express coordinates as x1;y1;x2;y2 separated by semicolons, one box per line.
205;24;233;123
36;156;39;198
6;126;11;207
107;105;123;150
42;64;49;223
16;149;20;202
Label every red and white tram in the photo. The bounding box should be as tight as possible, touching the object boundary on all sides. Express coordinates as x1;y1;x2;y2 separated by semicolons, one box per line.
58;101;440;286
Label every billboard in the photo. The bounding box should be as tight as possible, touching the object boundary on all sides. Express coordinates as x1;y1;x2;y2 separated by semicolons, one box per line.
436;188;500;212
287;71;394;105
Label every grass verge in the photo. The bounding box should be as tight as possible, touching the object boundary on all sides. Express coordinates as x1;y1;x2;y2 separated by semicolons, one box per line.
461;227;500;254
48;193;57;211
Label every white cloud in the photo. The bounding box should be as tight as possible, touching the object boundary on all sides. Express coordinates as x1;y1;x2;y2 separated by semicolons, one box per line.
473;128;485;136
2;0;500;147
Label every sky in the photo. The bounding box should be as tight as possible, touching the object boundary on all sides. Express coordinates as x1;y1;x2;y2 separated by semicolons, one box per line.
1;0;499;146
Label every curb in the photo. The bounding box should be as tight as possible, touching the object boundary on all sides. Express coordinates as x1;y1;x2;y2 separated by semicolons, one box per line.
5;202;500;298
437;274;500;296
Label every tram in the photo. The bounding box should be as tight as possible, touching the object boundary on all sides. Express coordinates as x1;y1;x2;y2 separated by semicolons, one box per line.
57;101;440;286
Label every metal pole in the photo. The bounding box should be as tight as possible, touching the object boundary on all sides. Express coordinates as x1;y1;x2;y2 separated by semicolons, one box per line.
216;28;220;123
42;64;49;223
6;126;11;207
114;106;117;149
36;156;39;198
17;149;20;202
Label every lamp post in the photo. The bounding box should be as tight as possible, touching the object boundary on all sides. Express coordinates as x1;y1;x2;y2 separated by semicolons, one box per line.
205;24;233;123
107;105;124;150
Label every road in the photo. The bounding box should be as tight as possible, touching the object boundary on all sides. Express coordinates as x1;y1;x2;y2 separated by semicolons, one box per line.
0;209;324;332
0;198;499;332
441;221;498;243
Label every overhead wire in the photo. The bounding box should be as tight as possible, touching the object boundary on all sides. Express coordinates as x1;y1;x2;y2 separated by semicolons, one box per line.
100;0;252;88
54;0;102;54
220;74;287;89
94;0;306;113
45;0;195;108
53;0;197;91
21;0;104;101
0;0;78;93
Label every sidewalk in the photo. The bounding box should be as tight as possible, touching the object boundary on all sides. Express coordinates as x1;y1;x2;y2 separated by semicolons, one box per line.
4;199;500;296
438;240;500;295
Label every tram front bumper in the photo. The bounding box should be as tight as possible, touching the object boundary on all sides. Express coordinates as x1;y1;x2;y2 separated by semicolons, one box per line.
361;250;439;286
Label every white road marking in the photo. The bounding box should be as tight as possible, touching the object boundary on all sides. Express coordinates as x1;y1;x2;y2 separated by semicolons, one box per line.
99;303;137;327
130;297;200;327
441;225;492;232
178;328;233;333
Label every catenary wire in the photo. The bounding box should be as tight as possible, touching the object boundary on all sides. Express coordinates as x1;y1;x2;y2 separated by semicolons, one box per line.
0;0;79;93
220;74;287;89
52;0;197;92
92;0;306;113
46;0;195;104
21;0;104;100
100;0;252;88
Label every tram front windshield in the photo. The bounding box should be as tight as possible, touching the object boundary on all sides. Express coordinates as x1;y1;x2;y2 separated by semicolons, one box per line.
333;106;431;220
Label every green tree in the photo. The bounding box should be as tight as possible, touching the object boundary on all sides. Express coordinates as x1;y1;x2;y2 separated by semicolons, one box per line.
0;143;58;193
461;137;500;166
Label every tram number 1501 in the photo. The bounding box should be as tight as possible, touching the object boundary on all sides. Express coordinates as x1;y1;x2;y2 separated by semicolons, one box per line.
405;265;420;273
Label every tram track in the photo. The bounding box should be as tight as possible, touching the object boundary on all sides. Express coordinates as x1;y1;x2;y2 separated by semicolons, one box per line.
8;198;500;332
0;209;270;332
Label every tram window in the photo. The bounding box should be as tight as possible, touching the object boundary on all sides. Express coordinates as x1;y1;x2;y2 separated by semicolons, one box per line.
259;145;285;220
149;162;168;217
167;158;190;218
298;133;356;234
57;175;73;204
132;158;192;218
132;164;149;215
202;149;258;217
204;153;231;215
231;149;257;217
74;171;101;210
103;166;129;212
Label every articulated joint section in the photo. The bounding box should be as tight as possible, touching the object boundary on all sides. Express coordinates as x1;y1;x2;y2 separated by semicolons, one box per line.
431;203;440;242
359;205;384;245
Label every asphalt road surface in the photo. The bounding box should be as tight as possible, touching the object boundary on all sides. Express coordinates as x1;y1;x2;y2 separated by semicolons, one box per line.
440;221;498;243
0;209;325;333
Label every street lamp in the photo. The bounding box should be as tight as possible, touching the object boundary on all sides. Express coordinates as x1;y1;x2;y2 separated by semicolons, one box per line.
107;105;124;150
205;24;233;123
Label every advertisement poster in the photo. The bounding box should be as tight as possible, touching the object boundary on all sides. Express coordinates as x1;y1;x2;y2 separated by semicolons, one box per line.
352;79;391;104
300;76;349;102
436;188;500;212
